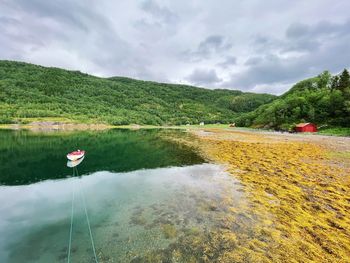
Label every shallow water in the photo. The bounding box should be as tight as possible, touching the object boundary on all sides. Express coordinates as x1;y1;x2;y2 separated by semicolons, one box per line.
0;129;246;262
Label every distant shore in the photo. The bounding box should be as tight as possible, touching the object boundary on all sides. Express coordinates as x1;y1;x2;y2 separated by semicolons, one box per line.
1;120;349;137
0;120;234;131
0;122;112;131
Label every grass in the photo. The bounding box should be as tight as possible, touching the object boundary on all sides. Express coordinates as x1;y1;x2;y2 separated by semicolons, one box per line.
318;127;350;137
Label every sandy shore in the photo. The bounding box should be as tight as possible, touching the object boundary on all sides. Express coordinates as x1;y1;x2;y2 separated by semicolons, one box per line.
186;128;350;262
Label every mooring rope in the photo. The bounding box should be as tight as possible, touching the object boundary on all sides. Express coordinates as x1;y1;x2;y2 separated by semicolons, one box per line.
76;167;99;263
67;168;76;263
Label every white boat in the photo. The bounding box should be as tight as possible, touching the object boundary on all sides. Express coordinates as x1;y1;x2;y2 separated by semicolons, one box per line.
67;156;85;168
66;150;85;161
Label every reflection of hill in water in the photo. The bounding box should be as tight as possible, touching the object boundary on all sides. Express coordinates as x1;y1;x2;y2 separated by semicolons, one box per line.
0;129;204;185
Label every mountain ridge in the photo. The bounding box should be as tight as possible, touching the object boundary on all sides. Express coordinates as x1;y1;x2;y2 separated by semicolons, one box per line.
0;60;275;125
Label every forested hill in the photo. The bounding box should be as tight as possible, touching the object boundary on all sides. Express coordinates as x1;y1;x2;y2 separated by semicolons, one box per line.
0;60;275;125
235;70;350;130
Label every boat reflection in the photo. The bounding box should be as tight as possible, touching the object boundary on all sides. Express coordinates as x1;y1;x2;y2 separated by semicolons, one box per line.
67;156;85;168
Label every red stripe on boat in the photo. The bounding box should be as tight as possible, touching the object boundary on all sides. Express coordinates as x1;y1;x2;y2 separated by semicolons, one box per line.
68;151;85;155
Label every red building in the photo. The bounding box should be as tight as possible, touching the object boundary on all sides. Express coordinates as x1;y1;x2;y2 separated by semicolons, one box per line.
295;123;317;132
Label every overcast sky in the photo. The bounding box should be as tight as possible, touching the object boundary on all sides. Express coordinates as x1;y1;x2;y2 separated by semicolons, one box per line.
1;0;350;94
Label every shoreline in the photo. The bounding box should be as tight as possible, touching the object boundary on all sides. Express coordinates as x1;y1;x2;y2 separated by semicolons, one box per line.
1;124;349;260
0;122;114;131
1;122;349;138
185;128;350;261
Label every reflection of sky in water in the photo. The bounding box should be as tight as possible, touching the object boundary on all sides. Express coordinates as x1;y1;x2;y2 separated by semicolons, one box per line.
0;164;245;262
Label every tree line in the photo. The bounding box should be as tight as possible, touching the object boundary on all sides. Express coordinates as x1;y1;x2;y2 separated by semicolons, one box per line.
235;69;350;130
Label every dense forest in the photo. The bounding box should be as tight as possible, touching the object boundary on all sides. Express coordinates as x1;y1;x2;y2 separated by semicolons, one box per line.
1;60;349;129
0;61;275;125
235;69;350;130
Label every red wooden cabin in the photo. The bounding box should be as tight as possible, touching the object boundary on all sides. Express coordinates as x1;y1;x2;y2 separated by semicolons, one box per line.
295;123;317;132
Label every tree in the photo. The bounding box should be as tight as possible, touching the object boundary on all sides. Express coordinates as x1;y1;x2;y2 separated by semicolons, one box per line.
330;75;339;91
317;70;332;89
338;69;350;92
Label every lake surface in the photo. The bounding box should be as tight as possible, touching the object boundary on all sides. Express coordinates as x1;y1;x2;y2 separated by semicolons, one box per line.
0;129;247;262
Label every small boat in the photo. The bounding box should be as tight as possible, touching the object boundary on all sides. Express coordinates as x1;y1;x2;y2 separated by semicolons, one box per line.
67;156;85;168
67;150;85;161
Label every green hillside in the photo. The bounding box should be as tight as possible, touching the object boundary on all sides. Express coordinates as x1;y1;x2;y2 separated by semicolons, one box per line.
0;60;275;125
235;70;350;130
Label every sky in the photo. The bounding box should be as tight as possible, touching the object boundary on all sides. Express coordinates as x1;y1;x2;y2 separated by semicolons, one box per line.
1;0;350;94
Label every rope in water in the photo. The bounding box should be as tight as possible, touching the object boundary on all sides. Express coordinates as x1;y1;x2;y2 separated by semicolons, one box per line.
67;168;76;263
76;167;99;263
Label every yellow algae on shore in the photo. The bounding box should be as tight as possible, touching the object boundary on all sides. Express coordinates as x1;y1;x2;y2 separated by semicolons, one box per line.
186;129;350;262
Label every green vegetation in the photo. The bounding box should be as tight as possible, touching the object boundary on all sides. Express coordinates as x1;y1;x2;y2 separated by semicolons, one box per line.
0;60;275;125
318;127;350;137
235;70;350;131
2;60;348;132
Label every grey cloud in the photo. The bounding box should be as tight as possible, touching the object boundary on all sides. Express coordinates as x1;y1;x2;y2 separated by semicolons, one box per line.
286;20;350;39
226;55;306;89
251;35;285;55
286;23;310;39
0;16;43;45
0;16;19;25
218;56;237;68
0;15;46;59
254;36;269;45
9;0;102;32
183;35;232;61
283;20;350;52
1;0;145;78
226;28;350;91
284;39;320;53
198;35;232;54
186;69;222;86
133;1;179;43
140;0;178;25
224;19;350;93
244;57;262;66
3;0;120;46
253;20;350;55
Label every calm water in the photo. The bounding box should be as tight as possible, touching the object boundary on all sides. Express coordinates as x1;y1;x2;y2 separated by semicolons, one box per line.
0;129;246;262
